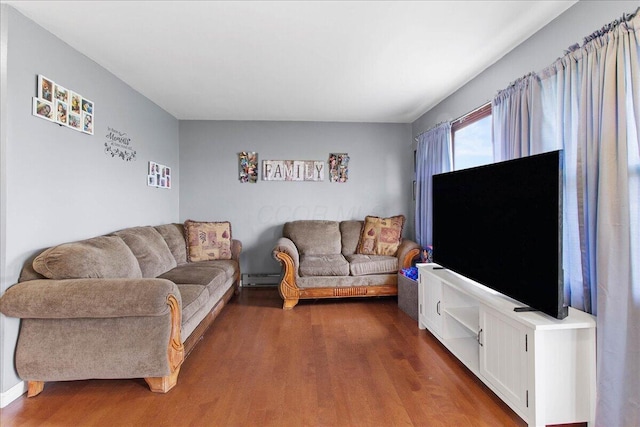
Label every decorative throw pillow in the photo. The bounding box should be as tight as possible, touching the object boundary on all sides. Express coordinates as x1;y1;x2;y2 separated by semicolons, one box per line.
356;215;405;256
185;220;232;261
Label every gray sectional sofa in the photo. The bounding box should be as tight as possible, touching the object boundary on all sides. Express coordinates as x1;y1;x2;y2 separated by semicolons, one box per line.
0;223;241;397
273;219;420;309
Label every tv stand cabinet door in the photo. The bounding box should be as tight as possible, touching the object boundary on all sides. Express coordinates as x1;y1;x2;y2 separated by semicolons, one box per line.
418;270;443;337
479;306;529;418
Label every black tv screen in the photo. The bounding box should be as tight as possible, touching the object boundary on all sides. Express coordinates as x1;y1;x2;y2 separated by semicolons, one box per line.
432;150;567;319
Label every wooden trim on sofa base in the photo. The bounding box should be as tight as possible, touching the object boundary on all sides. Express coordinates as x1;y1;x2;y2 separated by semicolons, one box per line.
282;284;399;310
144;294;184;393
304;284;397;303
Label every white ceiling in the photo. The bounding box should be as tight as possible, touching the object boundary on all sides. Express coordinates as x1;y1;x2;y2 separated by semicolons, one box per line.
4;1;577;123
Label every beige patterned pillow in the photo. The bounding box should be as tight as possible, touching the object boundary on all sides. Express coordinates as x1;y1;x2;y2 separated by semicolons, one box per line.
185;220;232;261
357;215;405;256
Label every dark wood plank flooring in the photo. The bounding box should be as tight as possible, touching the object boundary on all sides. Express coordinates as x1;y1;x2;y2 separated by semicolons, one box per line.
1;288;527;426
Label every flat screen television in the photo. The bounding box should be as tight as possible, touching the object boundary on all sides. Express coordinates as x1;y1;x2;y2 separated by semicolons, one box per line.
432;150;567;319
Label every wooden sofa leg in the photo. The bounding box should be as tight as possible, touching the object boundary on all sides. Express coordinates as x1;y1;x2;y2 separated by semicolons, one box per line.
145;367;181;393
27;381;44;397
283;297;299;310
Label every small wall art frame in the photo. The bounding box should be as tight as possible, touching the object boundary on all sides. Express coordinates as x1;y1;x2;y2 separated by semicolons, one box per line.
328;153;349;183
33;74;94;135
148;161;172;189
239;151;258;183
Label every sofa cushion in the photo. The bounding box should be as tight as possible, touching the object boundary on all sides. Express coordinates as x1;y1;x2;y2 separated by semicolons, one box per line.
175;284;210;328
340;220;364;255
188;260;239;281
283;220;341;256
32;236;142;280
185;220;233;261
114;226;177;278
346;254;398;276
357;215;405;256
158;264;227;297
154;223;187;264
299;254;349;277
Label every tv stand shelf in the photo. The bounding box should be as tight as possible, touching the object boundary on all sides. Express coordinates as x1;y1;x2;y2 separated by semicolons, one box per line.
444;306;479;333
417;264;596;427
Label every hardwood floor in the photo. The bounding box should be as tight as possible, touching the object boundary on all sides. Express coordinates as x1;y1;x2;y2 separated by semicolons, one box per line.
1;288;527;427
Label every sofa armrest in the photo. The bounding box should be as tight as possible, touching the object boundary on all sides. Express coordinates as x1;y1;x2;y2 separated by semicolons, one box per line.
272;237;300;273
0;278;181;319
231;239;242;261
272;237;301;309
397;239;421;269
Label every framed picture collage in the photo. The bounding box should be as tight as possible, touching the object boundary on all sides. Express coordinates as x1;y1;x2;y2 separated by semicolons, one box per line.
32;75;94;135
148;161;171;189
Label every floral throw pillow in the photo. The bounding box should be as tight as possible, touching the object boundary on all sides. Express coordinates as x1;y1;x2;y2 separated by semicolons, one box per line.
357;215;405;256
185;220;232;261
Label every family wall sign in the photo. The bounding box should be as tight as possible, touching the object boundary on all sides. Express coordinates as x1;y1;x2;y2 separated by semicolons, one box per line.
262;160;325;181
239;153;350;183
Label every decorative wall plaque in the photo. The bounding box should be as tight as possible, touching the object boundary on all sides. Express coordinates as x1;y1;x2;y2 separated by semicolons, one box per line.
329;153;349;182
262;160;324;181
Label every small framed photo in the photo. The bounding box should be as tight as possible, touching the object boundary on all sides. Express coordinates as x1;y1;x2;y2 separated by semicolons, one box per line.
82;111;93;134
81;98;93;115
38;75;54;102
239;151;258;183
148;161;172;189
68;112;82;130
54;83;68;104
55;99;68;125
70;92;82;115
32;97;54;121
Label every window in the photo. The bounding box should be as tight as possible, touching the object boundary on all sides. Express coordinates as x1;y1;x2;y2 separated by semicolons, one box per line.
451;103;492;170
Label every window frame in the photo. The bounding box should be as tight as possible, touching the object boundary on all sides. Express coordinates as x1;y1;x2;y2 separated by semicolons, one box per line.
451;102;492;170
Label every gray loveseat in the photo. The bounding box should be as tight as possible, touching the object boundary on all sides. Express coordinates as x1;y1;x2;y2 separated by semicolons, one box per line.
272;219;420;309
0;223;241;397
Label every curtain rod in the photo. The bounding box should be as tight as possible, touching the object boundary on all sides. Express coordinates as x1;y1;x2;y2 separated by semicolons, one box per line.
583;6;638;44
450;101;491;126
416;100;491;142
562;6;639;55
414;120;450;141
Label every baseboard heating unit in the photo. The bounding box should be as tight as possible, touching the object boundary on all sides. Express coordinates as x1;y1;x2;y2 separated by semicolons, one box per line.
241;273;281;287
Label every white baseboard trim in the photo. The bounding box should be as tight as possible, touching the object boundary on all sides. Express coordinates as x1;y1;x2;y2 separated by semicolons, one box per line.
0;380;26;408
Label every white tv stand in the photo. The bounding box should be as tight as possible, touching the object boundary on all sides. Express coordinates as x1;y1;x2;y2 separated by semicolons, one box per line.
417;264;596;427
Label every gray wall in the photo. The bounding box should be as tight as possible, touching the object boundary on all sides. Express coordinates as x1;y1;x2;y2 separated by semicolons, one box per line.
2;0;635;405
179;120;414;275
0;6;180;397
412;0;639;139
